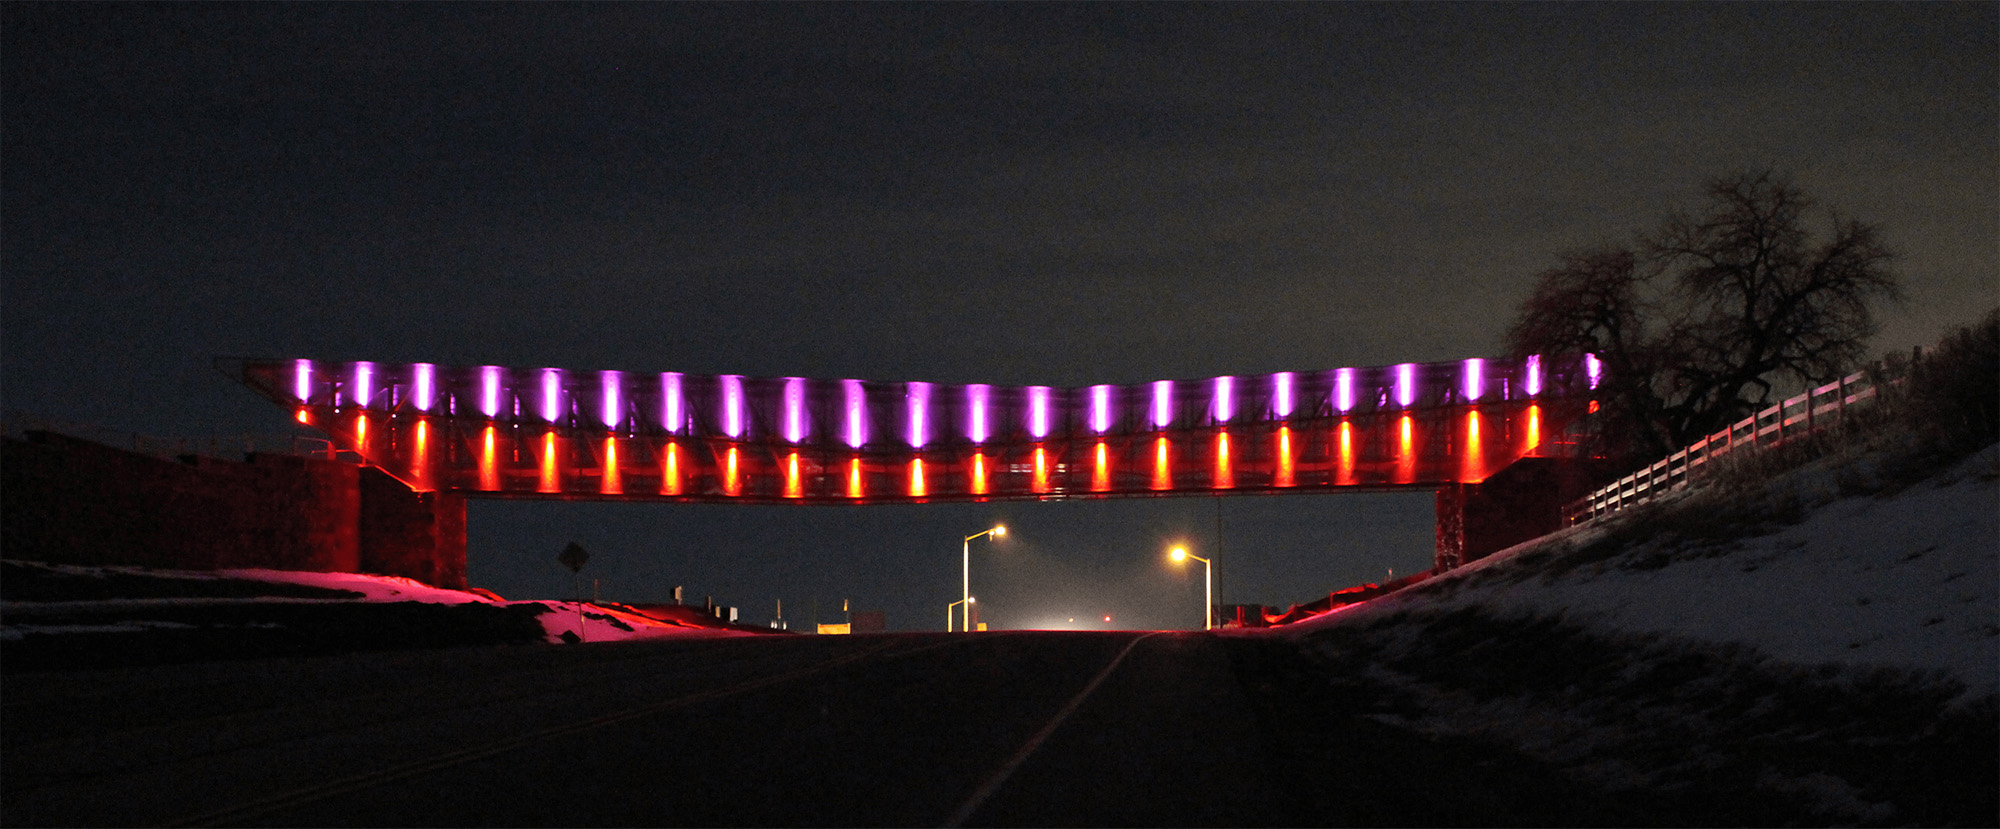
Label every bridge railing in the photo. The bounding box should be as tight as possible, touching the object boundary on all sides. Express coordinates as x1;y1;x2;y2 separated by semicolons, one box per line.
1562;363;1900;524
2;410;341;464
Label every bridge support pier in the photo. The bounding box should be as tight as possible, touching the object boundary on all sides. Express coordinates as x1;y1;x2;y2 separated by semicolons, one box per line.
1434;458;1585;572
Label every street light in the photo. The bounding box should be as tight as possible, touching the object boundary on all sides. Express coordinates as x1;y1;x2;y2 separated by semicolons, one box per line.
962;525;1005;633
1169;545;1212;630
947;596;975;632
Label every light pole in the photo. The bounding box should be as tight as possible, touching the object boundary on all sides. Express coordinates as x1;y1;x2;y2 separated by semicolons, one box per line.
1169;545;1212;630
962;525;1005;633
947;596;975;632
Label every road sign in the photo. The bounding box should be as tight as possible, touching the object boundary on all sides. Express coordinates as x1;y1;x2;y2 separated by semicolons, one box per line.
559;542;590;573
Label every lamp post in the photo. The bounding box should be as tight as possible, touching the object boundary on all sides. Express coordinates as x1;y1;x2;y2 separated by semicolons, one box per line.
947;596;975;632
962;525;1005;633
1169;545;1212;630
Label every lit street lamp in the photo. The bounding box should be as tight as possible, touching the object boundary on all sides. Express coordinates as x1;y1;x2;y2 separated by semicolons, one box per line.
1169;545;1212;630
962;525;1005;633
947;596;976;632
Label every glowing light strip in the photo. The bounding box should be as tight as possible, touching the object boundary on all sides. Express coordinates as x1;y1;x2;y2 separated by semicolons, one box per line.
1272;372;1294;419
907;381;932;448
1027;386;1052;440
480;366;503;419
1525;355;1543;397
966;384;991;444
410;363;435;413
1395;363;1416;408
1335;368;1355;414
1151;380;1173;429
353;363;375;409
540;368;563;423
1212;376;1234;424
661;372;684;434
784;378;808;444
599;370;622;428
1462;358;1483;403
294;359;313;403
843;380;867;449
1585;353;1602;389
719;375;745;439
1089;385;1113;434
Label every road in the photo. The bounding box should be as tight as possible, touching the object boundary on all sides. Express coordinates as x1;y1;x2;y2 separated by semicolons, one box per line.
2;630;1622;827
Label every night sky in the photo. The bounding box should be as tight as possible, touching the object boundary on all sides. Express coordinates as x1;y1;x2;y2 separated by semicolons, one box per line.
5;4;1994;631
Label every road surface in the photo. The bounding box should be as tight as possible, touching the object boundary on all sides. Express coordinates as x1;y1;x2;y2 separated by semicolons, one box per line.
3;630;1625;826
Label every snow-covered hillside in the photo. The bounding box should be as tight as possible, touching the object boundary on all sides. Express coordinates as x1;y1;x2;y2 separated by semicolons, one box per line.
1276;441;1998;825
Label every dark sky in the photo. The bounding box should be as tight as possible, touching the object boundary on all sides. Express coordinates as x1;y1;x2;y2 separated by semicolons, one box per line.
5;3;1994;630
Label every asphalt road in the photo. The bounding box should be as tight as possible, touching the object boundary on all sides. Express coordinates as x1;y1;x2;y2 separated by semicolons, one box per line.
2;630;1622;827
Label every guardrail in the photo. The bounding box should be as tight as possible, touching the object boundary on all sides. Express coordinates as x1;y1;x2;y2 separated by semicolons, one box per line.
1562;362;1900;524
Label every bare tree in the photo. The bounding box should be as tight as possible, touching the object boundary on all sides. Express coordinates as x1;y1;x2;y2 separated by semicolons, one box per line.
1508;169;1900;464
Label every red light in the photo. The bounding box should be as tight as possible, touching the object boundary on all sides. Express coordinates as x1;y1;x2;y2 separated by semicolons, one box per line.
724;446;741;496
412;419;431;489
784;452;803;498
908;457;927;498
1152;437;1172;490
479;426;500;491
295;408;310;424
1213;430;1233;489
1525;404;1542;451
601;437;623;495
1091;441;1111;492
1103;615;1112;623
1336;420;1354;486
1395;415;1416;485
970;451;989;495
847;457;864;499
538;431;560;493
1031;446;1049;494
1274;425;1295;487
661;442;683;496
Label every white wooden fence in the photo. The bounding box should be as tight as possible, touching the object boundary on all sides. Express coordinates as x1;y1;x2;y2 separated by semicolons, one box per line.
1562;364;1897;524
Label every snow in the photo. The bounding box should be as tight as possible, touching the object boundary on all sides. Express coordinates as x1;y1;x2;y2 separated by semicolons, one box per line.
1;563;750;644
1288;444;2000;696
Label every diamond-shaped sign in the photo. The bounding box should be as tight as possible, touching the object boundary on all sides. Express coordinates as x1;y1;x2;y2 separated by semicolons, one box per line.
558;541;590;573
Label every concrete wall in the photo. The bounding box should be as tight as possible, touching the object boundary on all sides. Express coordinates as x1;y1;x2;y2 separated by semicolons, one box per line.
2;431;465;588
1436;457;1621;570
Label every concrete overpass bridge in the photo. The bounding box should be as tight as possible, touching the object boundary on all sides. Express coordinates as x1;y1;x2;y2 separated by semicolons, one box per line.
233;355;1603;574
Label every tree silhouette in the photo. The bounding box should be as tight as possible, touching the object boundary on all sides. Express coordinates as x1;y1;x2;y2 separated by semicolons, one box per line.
1509;169;1900;464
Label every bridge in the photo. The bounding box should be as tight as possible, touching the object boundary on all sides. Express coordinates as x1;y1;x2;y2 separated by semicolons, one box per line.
226;355;1604;576
235;356;1596;502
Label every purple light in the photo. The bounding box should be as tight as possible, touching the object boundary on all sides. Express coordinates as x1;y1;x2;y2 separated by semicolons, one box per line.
1089;385;1114;434
1335;368;1354;414
1272;372;1295;419
784;378;809;444
1212;376;1235;424
1027;386;1052;440
1152;380;1174;429
906;381;932;448
1395;363;1417;408
540;368;563;422
479;366;503;418
1585;353;1602;389
599;370;622;428
965;384;992;444
412;363;436;413
353;363;375;409
1524;355;1543;397
292;359;312;403
1462;358;1483;402
843;379;868;448
660;372;684;434
719;375;745;438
